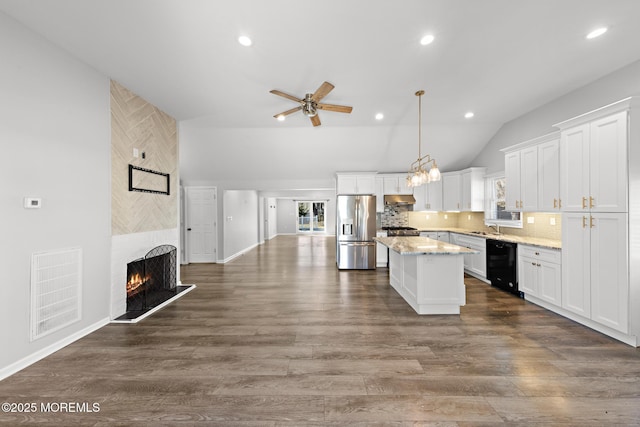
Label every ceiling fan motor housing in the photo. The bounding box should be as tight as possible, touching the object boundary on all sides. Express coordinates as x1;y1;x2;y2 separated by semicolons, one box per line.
302;94;317;117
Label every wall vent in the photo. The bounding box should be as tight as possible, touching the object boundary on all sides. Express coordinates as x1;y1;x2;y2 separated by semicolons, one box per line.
30;247;82;341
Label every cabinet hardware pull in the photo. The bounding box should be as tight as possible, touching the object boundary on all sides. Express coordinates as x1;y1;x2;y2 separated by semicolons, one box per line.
582;196;587;209
553;198;557;208
535;252;540;255
590;216;595;228
537;263;541;267
532;262;536;266
590;196;595;209
582;216;587;228
559;198;562;208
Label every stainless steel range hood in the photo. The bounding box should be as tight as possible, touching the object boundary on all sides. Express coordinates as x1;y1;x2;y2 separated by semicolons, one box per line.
384;194;416;205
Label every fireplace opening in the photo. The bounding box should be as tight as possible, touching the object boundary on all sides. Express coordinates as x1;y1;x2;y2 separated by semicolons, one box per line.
123;245;179;318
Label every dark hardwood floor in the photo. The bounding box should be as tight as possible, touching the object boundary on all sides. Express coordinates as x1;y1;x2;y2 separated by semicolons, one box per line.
2;235;640;426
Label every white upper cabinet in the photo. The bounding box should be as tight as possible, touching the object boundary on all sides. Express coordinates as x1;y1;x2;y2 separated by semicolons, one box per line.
336;173;376;195
502;132;559;212
504;150;521;211
461;167;487;212
442;168;485;212
442;171;462;211
414;179;443;211
382;174;413;195
537;138;561;211
557;110;627;213
426;179;443;211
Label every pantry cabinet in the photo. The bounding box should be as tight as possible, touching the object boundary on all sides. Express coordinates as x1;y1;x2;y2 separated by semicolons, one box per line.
561;212;628;332
559;110;627;213
553;97;637;343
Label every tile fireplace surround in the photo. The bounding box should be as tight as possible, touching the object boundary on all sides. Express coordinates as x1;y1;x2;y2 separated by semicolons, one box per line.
110;228;179;319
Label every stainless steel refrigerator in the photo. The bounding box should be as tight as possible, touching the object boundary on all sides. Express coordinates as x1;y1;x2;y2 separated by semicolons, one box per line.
336;195;376;269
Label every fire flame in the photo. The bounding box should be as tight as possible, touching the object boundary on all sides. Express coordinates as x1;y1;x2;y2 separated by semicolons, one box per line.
126;273;149;294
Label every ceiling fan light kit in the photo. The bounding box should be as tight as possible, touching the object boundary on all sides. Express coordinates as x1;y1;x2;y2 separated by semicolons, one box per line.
406;90;441;187
270;81;353;126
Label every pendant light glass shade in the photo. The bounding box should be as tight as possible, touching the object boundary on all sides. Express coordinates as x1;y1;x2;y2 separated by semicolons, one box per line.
406;90;440;188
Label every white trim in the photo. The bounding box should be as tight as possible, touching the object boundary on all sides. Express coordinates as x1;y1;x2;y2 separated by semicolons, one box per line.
0;318;109;380
525;294;638;347
553;96;638;130
500;131;560;154
219;242;260;263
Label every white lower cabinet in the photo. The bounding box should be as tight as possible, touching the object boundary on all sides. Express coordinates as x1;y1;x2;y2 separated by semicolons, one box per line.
518;245;561;306
562;212;629;333
450;233;486;279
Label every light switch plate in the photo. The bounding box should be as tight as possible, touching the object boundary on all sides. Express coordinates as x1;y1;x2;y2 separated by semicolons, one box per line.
527;216;535;224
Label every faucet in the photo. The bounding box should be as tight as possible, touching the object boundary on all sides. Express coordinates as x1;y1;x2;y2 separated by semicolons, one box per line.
489;224;501;235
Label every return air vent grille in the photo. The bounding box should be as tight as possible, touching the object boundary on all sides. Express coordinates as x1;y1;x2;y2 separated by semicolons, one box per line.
30;248;82;341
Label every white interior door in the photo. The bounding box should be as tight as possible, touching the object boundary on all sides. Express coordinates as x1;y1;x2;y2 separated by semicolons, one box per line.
186;187;217;263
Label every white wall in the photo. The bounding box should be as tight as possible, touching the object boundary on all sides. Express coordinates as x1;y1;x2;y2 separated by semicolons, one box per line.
473;59;640;172
0;12;111;376
222;190;259;262
277;199;298;234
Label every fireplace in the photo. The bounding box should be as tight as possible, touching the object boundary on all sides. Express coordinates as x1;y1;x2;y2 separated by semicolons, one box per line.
125;245;177;314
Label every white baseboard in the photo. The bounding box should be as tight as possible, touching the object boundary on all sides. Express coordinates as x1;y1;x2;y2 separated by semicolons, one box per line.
0;317;110;381
220;242;260;263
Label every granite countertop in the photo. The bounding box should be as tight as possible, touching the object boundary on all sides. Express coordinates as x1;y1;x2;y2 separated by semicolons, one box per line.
404;228;562;250
374;236;480;255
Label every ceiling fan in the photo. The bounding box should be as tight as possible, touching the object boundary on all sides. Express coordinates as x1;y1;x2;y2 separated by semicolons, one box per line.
270;81;353;127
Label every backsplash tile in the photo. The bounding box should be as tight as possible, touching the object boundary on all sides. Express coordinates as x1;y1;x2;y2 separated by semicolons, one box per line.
408;211;561;241
380;205;411;227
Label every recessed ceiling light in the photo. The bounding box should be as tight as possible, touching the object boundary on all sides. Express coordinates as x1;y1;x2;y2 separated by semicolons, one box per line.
420;34;435;46
238;35;252;46
375;113;384;120
586;27;607;39
464;112;474;119
276;115;285;121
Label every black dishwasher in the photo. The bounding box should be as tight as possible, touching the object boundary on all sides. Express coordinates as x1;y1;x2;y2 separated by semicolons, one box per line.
486;239;520;296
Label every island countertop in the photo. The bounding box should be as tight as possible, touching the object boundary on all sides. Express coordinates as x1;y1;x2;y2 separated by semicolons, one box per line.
374;236;480;256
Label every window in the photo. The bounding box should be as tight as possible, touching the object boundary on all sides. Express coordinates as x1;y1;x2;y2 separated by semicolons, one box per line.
297;201;326;233
484;173;522;228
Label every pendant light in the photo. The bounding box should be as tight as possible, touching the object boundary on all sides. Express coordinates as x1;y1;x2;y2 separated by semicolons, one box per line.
406;90;440;187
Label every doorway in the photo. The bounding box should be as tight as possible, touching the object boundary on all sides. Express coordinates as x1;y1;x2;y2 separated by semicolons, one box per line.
297;201;325;234
185;187;218;263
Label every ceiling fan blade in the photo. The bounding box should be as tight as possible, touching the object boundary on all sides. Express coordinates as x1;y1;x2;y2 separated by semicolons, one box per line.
310;114;321;127
317;103;353;114
311;81;335;102
273;106;302;118
270;89;302;103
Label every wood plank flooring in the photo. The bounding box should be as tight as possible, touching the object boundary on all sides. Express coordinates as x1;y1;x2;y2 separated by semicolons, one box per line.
2;235;640;425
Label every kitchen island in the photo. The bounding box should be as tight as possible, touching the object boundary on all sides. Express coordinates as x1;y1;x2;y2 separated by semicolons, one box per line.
375;236;479;315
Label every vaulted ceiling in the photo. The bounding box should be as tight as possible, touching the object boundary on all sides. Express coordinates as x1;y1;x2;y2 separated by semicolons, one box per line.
3;0;640;185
